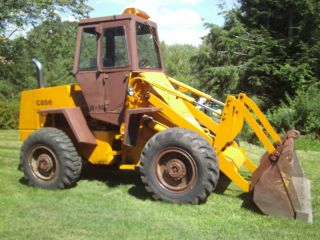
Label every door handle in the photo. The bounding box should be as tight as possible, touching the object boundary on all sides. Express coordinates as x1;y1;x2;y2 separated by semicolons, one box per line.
102;73;109;85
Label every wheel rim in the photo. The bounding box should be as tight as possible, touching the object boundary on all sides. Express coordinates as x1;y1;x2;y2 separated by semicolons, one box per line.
154;147;197;193
28;145;59;181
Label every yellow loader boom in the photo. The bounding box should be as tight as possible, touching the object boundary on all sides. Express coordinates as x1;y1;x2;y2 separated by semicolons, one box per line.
18;8;312;223
127;72;312;222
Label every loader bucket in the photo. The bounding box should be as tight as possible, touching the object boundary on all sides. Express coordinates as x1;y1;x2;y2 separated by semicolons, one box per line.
251;130;313;223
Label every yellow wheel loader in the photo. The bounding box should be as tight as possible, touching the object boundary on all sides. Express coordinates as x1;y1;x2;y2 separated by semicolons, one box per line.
18;8;312;222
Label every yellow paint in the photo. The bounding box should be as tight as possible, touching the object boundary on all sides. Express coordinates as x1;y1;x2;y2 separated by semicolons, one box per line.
19;84;81;135
119;164;137;170
148;93;212;144
126;73;282;192
214;96;245;154
19;70;282;194
79;131;119;165
183;100;219;134
222;146;246;170
19;130;34;142
243;158;257;173
147;120;167;132
139;72;200;127
124;124;156;166
240;94;281;143
19;84;120;166
168;77;212;101
123;8;150;19
218;151;250;192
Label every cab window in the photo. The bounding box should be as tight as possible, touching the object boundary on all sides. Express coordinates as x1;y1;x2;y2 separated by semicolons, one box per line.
102;26;129;68
79;28;98;70
136;22;161;69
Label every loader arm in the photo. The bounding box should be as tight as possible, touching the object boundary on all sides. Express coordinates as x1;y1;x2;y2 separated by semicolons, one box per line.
128;74;258;191
127;73;312;222
130;74;280;158
167;76;282;155
214;94;312;223
215;93;281;155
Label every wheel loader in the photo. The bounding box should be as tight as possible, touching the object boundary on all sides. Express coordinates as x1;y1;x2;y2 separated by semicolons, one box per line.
18;8;312;222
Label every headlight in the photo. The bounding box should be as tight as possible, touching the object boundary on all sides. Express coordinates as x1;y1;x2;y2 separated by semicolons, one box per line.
128;86;135;96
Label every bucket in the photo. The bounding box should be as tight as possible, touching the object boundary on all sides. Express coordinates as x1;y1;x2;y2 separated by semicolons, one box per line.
251;130;313;223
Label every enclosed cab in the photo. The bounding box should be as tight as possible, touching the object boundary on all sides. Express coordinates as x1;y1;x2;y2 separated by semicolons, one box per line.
73;8;163;125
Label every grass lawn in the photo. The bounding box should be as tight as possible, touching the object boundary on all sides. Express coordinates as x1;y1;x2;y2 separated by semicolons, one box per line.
0;130;319;239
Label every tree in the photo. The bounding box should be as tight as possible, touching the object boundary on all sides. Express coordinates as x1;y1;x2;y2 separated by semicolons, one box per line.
25;19;78;87
161;42;198;86
0;0;91;37
191;11;252;99
238;0;320;99
0;0;90;100
192;0;320;107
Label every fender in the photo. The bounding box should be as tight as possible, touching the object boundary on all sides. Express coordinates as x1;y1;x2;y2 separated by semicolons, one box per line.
38;107;97;145
124;107;161;147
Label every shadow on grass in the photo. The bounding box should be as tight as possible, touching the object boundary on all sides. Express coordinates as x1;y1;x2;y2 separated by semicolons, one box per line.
238;192;263;215
214;172;231;194
213;172;263;214
80;163;152;201
19;177;29;186
18;162;265;213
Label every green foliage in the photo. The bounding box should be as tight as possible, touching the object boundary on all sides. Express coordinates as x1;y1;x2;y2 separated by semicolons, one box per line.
0;19;78;103
0;0;90;103
191;12;250;99
192;0;320;108
238;122;260;145
267;85;320;136
0;0;319;138
161;42;198;85
0;0;91;35
25;19;78;86
136;23;161;69
0;98;19;129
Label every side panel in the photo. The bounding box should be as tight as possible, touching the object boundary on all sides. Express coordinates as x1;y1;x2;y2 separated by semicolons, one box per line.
18;85;119;166
19;91;38;131
18;84;85;140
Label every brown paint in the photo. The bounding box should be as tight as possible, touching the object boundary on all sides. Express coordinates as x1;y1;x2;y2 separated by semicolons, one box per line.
73;12;163;126
38;108;97;145
251;130;312;222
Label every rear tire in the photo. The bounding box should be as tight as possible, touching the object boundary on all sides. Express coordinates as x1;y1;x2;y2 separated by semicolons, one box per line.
140;128;219;204
20;127;82;189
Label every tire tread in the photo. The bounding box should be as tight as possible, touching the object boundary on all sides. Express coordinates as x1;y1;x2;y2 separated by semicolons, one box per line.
140;127;219;204
20;127;82;189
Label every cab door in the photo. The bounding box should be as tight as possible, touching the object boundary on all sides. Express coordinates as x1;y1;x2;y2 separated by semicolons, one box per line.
74;21;132;125
99;21;133;125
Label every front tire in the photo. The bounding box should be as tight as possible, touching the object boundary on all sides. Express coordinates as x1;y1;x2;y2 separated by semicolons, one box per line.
140;128;219;204
20;127;82;189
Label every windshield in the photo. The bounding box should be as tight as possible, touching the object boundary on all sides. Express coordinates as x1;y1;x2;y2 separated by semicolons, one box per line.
136;22;161;69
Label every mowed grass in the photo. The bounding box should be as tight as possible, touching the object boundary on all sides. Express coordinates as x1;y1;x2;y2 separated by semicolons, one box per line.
0;130;319;240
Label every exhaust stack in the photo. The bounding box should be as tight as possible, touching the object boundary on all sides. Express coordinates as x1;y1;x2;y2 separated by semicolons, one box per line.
32;58;44;88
